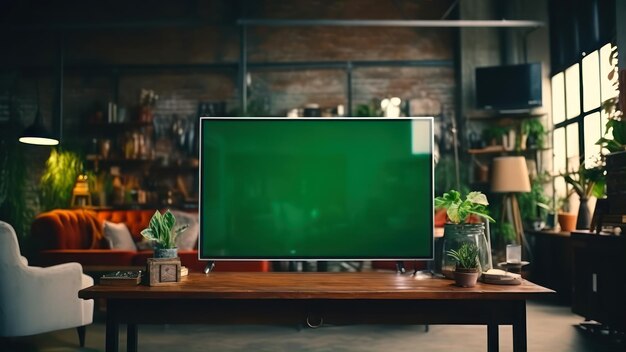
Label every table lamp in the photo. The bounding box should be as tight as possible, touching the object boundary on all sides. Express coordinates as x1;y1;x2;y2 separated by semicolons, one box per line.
491;156;531;248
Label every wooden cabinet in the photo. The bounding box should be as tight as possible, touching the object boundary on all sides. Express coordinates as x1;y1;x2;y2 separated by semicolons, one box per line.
571;231;626;331
526;230;573;304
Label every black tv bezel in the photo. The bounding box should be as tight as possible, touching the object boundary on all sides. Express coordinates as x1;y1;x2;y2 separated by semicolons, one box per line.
475;62;542;111
197;117;434;261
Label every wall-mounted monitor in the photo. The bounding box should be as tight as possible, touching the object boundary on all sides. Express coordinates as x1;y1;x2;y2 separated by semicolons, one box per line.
199;118;434;261
475;63;542;111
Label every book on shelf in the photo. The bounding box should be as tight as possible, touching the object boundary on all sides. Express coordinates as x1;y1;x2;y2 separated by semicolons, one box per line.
99;270;142;286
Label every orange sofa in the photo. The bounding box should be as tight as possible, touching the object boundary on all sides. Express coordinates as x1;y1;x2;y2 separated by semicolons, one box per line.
31;209;270;273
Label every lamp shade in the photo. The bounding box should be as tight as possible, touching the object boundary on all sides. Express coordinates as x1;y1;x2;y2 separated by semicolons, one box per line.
491;156;531;193
18;109;59;146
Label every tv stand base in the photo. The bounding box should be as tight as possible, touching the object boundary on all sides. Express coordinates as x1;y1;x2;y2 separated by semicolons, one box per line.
203;261;215;274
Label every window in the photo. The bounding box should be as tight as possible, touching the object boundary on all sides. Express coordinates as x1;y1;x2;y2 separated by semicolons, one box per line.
551;43;618;200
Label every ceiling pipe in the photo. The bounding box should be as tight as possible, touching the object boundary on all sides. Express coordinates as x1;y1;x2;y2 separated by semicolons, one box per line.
237;19;544;28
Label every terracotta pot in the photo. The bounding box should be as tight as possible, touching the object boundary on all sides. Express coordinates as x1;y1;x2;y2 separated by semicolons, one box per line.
558;212;577;232
453;268;479;288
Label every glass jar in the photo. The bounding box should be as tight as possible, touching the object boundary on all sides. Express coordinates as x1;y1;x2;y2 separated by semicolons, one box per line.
441;223;492;279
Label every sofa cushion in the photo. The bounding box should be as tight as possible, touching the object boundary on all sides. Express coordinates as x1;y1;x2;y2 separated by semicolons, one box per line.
96;210;154;242
103;221;137;251
170;210;199;250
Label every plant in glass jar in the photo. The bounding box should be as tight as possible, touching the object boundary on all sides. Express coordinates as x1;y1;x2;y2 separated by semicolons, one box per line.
447;242;480;287
435;190;495;279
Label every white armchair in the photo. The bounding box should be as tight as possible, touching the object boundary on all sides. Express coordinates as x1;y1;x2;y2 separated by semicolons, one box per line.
0;221;94;346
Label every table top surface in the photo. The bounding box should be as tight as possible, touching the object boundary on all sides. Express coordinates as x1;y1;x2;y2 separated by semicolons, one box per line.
79;272;554;300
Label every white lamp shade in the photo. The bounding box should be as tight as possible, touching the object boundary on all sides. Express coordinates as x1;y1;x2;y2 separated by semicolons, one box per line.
491;156;531;193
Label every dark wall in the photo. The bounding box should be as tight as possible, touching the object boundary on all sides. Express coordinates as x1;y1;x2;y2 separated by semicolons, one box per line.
1;0;456;139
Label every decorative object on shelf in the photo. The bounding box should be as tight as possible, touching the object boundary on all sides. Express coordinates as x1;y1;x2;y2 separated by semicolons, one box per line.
502;129;516;151
70;174;91;208
446;242;480;288
139;89;158;123
435;190;494;279
140;209;188;259
491;156;531;251
560;163;605;230
147;257;181;286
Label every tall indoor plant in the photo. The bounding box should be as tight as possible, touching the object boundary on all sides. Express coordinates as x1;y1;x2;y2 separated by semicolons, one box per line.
435;190;495;278
561;164;605;230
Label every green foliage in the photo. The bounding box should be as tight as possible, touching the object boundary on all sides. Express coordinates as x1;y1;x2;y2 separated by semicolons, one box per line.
140;209;188;249
518;174;550;223
446;242;480;269
435;190;495;224
521;118;546;148
355;100;382;117
481;126;508;143
39;148;84;211
496;222;517;244
0;139;34;240
561;163;605;200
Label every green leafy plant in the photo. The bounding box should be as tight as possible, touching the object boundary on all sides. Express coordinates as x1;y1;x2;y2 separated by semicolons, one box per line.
561;163;605;200
39;148;84;211
435;190;495;224
596;96;625;153
140;209;188;249
596;45;624;154
446;242;479;270
521;118;546;149
481;126;508;145
518;173;550;223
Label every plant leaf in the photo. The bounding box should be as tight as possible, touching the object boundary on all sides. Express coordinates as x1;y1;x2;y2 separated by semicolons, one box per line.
467;191;489;206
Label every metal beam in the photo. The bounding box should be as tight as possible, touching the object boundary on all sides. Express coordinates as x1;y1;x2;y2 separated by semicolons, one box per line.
237;19;544;28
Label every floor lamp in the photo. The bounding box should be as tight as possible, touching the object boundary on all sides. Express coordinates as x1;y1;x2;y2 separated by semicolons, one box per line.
491;156;531;255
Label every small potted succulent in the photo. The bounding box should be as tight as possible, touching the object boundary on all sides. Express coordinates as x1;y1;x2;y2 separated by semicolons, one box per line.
140;209;188;259
435;190;495;279
447;243;480;287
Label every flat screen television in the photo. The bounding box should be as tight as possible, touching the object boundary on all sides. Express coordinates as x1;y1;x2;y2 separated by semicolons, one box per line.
475;63;542;111
198;117;433;261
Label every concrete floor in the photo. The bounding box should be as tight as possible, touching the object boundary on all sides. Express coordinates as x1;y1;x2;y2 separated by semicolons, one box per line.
1;300;624;352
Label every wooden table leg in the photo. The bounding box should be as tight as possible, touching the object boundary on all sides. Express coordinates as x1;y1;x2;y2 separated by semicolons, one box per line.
512;301;527;352
127;324;138;352
105;303;119;352
488;324;499;352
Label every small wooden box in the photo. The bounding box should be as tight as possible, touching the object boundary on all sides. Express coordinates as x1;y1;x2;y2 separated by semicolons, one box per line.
147;257;181;286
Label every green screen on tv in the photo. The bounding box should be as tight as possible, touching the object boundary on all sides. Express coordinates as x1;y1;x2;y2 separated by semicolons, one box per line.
199;118;433;260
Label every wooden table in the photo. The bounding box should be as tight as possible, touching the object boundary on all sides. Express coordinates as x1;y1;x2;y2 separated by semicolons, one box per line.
79;272;553;352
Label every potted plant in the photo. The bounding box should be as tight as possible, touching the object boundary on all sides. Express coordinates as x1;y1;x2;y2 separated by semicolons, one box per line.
435;190;495;278
521;118;546;150
447;242;480;287
140;209;188;258
561;164;605;230
518;172;550;231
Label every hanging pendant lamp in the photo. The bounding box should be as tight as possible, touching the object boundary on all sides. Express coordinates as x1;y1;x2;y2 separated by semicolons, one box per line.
19;81;59;146
18;107;59;146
